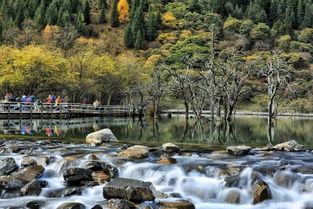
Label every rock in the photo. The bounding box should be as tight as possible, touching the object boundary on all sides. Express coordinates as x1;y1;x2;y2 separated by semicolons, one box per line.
56;157;79;173
0;157;18;176
106;199;136;209
224;189;241;204
273;171;298;188
62;187;84;197
86;129;118;145
252;180;272;204
21;157;37;168
56;202;86;209
91;206;103;209
82;161;118;178
303;201;313;209
103;178;155;203
162;143;180;153
157;199;195;209
272;140;304;152
63;168;92;186
20;180;47;196
226;145;252;156
0;166;45;189
158;154;177;164
26;201;40;209
37;156;50;166
92;171;110;183
118;145;149;159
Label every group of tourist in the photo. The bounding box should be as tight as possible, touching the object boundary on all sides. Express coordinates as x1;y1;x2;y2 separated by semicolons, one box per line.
2;94;104;109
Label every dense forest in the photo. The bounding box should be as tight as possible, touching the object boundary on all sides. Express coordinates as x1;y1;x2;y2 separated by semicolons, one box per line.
0;0;313;116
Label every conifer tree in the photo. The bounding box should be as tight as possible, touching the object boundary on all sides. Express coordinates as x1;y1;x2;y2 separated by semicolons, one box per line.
98;3;106;23
146;6;157;41
134;29;143;50
83;0;91;24
75;11;84;33
110;0;120;27
98;0;108;9
34;0;45;26
124;23;133;48
129;0;139;20
284;6;295;33
190;0;201;13
132;1;145;38
297;0;304;26
60;10;71;27
46;3;58;25
302;3;312;28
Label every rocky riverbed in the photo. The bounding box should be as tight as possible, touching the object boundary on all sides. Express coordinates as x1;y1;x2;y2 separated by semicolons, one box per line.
0;130;313;209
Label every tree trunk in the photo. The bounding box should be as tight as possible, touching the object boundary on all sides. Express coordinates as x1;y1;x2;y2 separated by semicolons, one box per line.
184;99;189;120
210;99;215;121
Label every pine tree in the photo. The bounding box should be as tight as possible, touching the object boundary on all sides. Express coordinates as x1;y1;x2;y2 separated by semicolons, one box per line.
60;10;71;27
75;11;84;33
146;6;157;41
269;0;278;23
233;4;243;19
110;0;119;27
297;0;304;27
46;3;58;25
124;23;133;48
129;0;139;20
63;0;73;13
134;29;143;50
98;3;106;23
83;0;91;24
302;3;312;28
98;0;108;9
132;1;145;39
34;0;45;26
284;6;295;33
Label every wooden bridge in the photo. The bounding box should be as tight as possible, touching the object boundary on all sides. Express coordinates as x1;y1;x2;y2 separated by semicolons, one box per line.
0;103;132;119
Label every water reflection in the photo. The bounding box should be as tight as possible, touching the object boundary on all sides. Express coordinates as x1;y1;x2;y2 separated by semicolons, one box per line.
0;116;313;147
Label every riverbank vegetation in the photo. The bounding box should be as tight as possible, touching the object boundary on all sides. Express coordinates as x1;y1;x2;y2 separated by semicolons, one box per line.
0;0;313;118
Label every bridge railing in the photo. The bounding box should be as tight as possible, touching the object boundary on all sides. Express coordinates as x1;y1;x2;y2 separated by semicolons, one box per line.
0;102;130;115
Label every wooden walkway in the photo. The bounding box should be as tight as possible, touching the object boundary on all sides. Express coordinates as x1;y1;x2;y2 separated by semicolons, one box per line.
0;103;131;119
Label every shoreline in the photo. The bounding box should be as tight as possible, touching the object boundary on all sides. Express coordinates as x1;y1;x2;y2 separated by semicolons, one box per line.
162;109;313;118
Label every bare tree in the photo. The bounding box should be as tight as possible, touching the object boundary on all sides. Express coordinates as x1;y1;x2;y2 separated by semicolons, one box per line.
207;50;251;123
148;63;169;118
256;52;292;143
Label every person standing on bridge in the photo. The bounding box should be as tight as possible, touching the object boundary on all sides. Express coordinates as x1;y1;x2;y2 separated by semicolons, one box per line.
47;95;52;104
93;99;100;110
54;96;61;106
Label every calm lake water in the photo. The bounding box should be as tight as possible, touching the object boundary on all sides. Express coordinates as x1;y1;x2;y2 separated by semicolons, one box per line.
0;116;313;148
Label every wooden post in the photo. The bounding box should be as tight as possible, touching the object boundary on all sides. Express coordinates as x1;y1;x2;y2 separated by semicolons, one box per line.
19;103;22;119
30;103;33;119
41;103;43;118
7;103;10;119
50;103;52;119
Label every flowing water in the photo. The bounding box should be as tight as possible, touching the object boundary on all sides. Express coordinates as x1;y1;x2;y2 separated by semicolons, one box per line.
0;140;313;209
0;116;313;208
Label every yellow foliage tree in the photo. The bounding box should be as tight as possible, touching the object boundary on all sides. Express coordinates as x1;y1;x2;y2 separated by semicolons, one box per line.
117;0;129;22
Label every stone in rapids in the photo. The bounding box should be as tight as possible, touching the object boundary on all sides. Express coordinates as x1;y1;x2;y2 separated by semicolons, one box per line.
86;128;118;145
118;145;149;159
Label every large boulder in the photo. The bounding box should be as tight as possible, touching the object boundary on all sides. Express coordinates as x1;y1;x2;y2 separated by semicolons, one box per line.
21;157;37;168
273;171;298;188
118;145;149;159
20;180;47;196
56;202;86;209
0;166;45;190
63;168;92;186
272;140;304;152
158;154;177;165
0;157;18;176
157;199;195;209
106;199;136;209
226;145;251;156
81;161;118;178
162;143;180;153
224;189;241;204
86;129;118;145
252;180;272;204
103;178;156;203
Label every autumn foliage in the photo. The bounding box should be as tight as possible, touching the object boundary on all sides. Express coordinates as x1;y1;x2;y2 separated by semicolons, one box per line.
117;0;129;22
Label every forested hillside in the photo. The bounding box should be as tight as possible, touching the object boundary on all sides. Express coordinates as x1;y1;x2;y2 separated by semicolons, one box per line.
0;0;313;114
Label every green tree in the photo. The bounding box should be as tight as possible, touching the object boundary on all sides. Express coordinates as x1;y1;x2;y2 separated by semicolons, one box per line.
110;0;120;27
98;3;106;23
284;6;295;34
250;23;271;40
34;1;45;26
302;3;312;28
134;29;143;50
146;6;158;41
46;3;58;25
297;0;304;27
83;0;91;24
124;23;133;48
